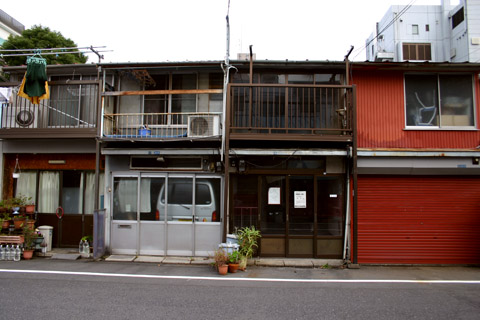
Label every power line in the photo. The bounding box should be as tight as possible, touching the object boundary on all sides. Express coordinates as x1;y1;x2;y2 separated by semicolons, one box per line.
0;46;111;62
0;46;106;52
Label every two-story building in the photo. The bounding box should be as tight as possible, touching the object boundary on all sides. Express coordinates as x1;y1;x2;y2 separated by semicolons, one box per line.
353;61;480;264
0;64;103;248
2;57;479;265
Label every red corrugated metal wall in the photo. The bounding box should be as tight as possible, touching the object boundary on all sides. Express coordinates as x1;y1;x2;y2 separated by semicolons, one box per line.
358;176;480;264
354;70;480;149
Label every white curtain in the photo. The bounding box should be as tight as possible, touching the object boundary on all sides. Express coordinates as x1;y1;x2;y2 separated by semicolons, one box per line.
118;178;138;213
15;172;37;203
84;172;105;214
38;172;60;213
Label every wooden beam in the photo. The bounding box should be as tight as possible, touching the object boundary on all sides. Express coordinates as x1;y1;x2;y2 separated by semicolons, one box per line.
102;89;223;97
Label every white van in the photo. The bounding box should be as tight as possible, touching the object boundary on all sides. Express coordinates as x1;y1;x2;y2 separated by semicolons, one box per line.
156;179;219;222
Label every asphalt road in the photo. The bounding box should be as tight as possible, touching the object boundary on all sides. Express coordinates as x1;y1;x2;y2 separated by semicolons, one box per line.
0;260;479;320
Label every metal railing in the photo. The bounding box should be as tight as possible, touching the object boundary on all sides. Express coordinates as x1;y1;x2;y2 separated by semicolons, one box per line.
103;112;222;139
0;81;99;129
228;84;353;136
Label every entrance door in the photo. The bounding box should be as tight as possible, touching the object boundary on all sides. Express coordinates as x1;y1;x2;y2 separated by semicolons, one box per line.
35;170;101;248
111;173;221;256
237;174;344;258
111;174;167;255
58;171;83;247
287;176;314;257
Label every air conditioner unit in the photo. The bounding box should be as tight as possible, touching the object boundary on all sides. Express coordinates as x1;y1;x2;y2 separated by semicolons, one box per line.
1;106;40;128
187;115;220;137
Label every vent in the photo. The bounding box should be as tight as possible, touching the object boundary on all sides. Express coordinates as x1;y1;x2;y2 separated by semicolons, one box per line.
187;115;220;137
1;106;40;128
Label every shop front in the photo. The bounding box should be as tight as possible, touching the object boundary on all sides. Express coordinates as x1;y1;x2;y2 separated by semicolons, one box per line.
229;154;348;258
105;153;223;257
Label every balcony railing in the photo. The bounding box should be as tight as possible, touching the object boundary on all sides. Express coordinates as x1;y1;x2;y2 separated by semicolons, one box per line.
0;80;99;138
103;112;222;139
227;84;354;141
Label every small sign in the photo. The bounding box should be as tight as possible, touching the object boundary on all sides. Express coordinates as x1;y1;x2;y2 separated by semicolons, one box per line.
268;187;281;205
329;194;338;198
294;191;307;208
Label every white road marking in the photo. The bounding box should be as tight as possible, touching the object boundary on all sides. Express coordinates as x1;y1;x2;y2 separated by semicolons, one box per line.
0;269;479;284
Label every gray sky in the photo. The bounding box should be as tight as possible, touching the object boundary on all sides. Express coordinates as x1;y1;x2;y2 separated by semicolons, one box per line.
2;0;448;63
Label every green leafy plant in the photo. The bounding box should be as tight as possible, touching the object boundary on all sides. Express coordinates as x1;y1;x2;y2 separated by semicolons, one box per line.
81;235;93;243
228;250;240;264
236;226;261;259
23;224;38;250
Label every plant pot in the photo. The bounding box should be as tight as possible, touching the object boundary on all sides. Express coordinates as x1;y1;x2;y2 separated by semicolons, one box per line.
1;220;10;230
23;249;34;260
25;205;35;214
228;263;239;273
238;256;248;271
26;219;35;231
218;264;228;275
13;218;26;230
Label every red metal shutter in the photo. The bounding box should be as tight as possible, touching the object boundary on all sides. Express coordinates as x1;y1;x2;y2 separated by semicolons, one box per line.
358;176;480;264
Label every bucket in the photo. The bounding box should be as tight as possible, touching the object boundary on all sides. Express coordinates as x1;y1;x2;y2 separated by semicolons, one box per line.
138;128;151;136
37;225;53;251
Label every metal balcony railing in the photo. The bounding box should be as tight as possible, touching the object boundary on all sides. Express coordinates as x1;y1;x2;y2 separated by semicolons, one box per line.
228;84;354;140
0;80;99;130
103;112;222;139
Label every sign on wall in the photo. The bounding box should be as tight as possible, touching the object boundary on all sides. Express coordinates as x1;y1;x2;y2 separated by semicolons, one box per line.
268;187;281;205
294;191;307;208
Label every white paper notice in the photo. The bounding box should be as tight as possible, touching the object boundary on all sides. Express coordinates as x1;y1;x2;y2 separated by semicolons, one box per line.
268;187;281;205
294;191;307;208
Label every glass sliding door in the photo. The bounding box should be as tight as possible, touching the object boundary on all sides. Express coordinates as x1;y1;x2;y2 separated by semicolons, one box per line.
165;177;194;256
316;176;344;258
110;173;222;257
287;176;314;257
259;176;286;256
194;177;222;256
139;175;166;255
111;176;139;254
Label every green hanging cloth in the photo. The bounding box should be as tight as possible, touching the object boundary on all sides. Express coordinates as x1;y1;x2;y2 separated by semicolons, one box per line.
24;55;47;98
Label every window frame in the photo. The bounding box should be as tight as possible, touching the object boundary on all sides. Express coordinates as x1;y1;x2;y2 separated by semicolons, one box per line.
412;24;419;35
403;73;477;130
452;7;465;29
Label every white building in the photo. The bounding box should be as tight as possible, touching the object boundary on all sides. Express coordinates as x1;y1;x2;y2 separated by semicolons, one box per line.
0;9;24;45
366;0;480;63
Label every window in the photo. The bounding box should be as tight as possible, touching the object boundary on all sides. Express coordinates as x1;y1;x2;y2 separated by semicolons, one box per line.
405;74;474;128
452;7;464;29
425;24;429;32
402;43;432;61
49;75;98;127
412;24;419;35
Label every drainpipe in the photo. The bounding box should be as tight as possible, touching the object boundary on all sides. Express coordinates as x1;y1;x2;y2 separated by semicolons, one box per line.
221;0;233;242
343;156;351;261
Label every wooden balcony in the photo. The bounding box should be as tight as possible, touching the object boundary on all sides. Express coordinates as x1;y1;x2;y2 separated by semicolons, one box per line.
0;80;99;139
227;84;355;142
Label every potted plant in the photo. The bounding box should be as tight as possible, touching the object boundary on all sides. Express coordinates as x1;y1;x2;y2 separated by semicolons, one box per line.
0;211;11;230
227;250;240;273
22;224;37;260
236;226;261;271
24;197;35;214
13;214;26;230
213;248;229;275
